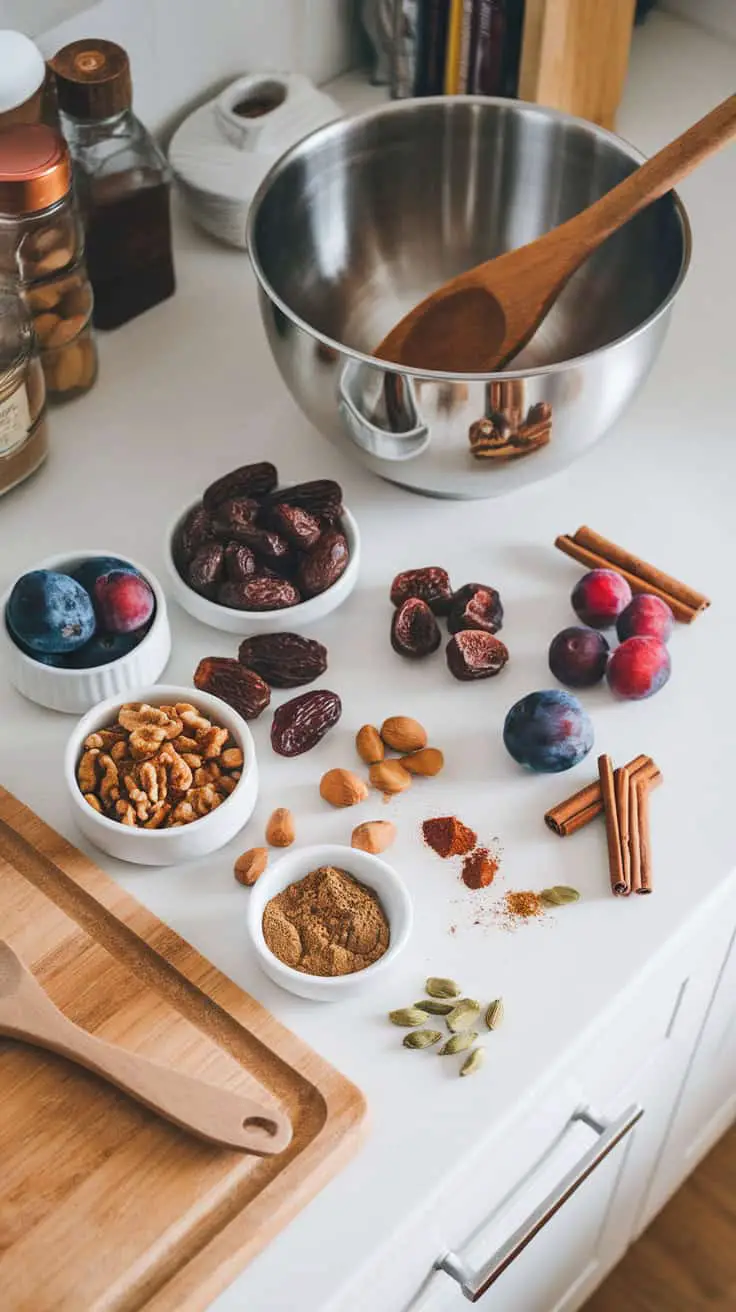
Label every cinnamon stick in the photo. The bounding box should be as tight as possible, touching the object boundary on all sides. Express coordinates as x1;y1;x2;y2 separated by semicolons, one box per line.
545;753;656;836
636;777;653;894
574;526;710;616
615;767;631;890
629;778;642;894
599;755;627;896
554;536;698;624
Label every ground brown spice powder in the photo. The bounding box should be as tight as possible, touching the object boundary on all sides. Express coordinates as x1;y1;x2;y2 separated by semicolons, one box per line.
422;816;477;858
505;890;543;919
262;865;390;976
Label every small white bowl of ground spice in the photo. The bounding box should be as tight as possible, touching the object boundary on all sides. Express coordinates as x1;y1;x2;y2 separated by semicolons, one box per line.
247;844;412;1001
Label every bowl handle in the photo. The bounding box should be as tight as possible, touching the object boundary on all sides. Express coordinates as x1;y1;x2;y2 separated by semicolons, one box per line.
338;361;430;462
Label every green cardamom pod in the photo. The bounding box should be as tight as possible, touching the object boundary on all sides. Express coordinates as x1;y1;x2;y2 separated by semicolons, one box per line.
439;1030;478;1055
425;977;461;999
403;1029;442;1049
446;998;481;1032
539;885;580;907
415;998;455;1016
485;998;504;1031
459;1047;485;1077
389;1007;429;1027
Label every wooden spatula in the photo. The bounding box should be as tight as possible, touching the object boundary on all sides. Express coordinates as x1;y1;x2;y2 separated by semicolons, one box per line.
0;940;291;1154
374;93;736;373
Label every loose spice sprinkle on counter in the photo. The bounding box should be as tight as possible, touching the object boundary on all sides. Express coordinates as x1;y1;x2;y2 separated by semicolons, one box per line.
505;891;544;919
422;816;477;858
461;848;498;889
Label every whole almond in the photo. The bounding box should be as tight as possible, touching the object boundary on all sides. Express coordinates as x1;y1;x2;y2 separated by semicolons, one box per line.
320;768;369;808
234;847;268;885
369;760;412;796
266;807;295;847
380;716;427;754
351;820;397;854
356;724;384;765
400;747;444;777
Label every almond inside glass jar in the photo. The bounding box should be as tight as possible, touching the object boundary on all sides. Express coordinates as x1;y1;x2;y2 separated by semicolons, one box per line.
0;291;48;496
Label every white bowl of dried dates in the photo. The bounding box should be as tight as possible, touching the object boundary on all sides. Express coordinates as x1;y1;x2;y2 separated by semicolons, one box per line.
165;463;360;634
64;684;258;865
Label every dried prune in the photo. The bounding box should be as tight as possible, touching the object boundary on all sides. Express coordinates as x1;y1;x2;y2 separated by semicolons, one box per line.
446;631;509;681
271;689;342;756
267;502;321;550
297;530;349;598
203;461;278;511
174;502;215;569
447;583;503;635
224;541;257;583
391;598;441;659
212;497;260;540
264;479;343;523
238;632;328;688
217;577;301;611
390;567;453;615
187;542;224;598
194;656;271;719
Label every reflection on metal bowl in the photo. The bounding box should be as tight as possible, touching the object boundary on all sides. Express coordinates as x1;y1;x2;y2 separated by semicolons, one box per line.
247;96;690;500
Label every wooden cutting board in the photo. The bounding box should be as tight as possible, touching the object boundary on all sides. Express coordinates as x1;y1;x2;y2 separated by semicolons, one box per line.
0;787;367;1312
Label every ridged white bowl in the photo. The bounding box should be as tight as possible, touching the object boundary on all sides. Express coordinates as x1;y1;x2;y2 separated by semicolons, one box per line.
165;501;360;634
64;684;259;865
2;551;171;715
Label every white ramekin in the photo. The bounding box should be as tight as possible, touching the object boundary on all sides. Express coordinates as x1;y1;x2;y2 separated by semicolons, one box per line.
64;684;258;865
2;551;171;715
165;500;360;634
246;843;413;1001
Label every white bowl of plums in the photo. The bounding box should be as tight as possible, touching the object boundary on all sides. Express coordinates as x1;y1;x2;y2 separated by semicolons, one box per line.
1;552;171;714
166;462;360;634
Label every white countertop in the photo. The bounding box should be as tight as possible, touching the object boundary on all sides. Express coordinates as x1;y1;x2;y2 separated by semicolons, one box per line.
1;12;735;1312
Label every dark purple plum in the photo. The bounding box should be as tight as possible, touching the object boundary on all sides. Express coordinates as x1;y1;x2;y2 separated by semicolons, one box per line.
548;626;609;688
503;690;594;773
70;556;138;595
606;636;671;700
571;569;632;629
616;594;674;644
66;629;144;668
7;570;95;654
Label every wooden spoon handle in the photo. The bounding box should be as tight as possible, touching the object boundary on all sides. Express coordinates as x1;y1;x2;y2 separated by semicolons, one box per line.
13;1011;292;1154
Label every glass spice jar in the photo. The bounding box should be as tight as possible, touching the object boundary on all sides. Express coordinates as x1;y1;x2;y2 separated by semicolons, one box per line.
0;123;98;403
0;290;49;497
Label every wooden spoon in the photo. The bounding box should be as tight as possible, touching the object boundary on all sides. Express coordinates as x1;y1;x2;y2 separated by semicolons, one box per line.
0;940;292;1154
374;93;736;373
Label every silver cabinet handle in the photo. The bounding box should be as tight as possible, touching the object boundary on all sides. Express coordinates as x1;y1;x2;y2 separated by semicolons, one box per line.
435;1104;643;1302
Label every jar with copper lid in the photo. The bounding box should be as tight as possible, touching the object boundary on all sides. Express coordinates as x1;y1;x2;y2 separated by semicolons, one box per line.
0;290;48;496
0;123;97;402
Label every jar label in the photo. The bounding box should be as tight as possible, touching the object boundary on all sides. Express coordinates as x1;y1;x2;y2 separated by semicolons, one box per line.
0;383;32;457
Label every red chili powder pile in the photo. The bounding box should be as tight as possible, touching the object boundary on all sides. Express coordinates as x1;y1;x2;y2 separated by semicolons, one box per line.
422;815;477;858
461;848;498;890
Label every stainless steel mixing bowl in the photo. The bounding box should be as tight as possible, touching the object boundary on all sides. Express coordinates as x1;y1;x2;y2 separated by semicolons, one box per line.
247;97;690;499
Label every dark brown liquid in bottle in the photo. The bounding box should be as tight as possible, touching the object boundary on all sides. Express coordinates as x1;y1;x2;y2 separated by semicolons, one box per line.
84;169;175;330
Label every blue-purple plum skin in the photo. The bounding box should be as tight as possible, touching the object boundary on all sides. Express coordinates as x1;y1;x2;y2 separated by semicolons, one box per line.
503;690;594;773
7;570;95;654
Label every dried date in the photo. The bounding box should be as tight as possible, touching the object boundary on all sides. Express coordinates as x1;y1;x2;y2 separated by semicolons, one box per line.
391;597;441;659
238;632;328;688
187;542;225;598
447;583;503;635
390;567;453;616
194;657;271;719
212;496;260;540
203;461;278;511
217;577;301;611
224;541;257;582
266;502;321;550
446;631;509;681
264;479;343;523
174;501;215;569
270;689;342;757
297;530;349;598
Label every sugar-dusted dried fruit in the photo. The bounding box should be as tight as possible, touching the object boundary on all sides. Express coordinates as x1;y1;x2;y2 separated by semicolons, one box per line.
267;502;321;550
194;656;271;720
391;597;441;659
380;715;427;753
174;501;215;568
297;530;349;598
203;461;278;511
447;582;503;635
238;632;327;688
271;688;342;757
356;724;384;765
186;542;224;598
224;541;257;583
265;478;343;523
211;496;260;541
390;566;453;616
446;631;509;681
217;577;301;611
